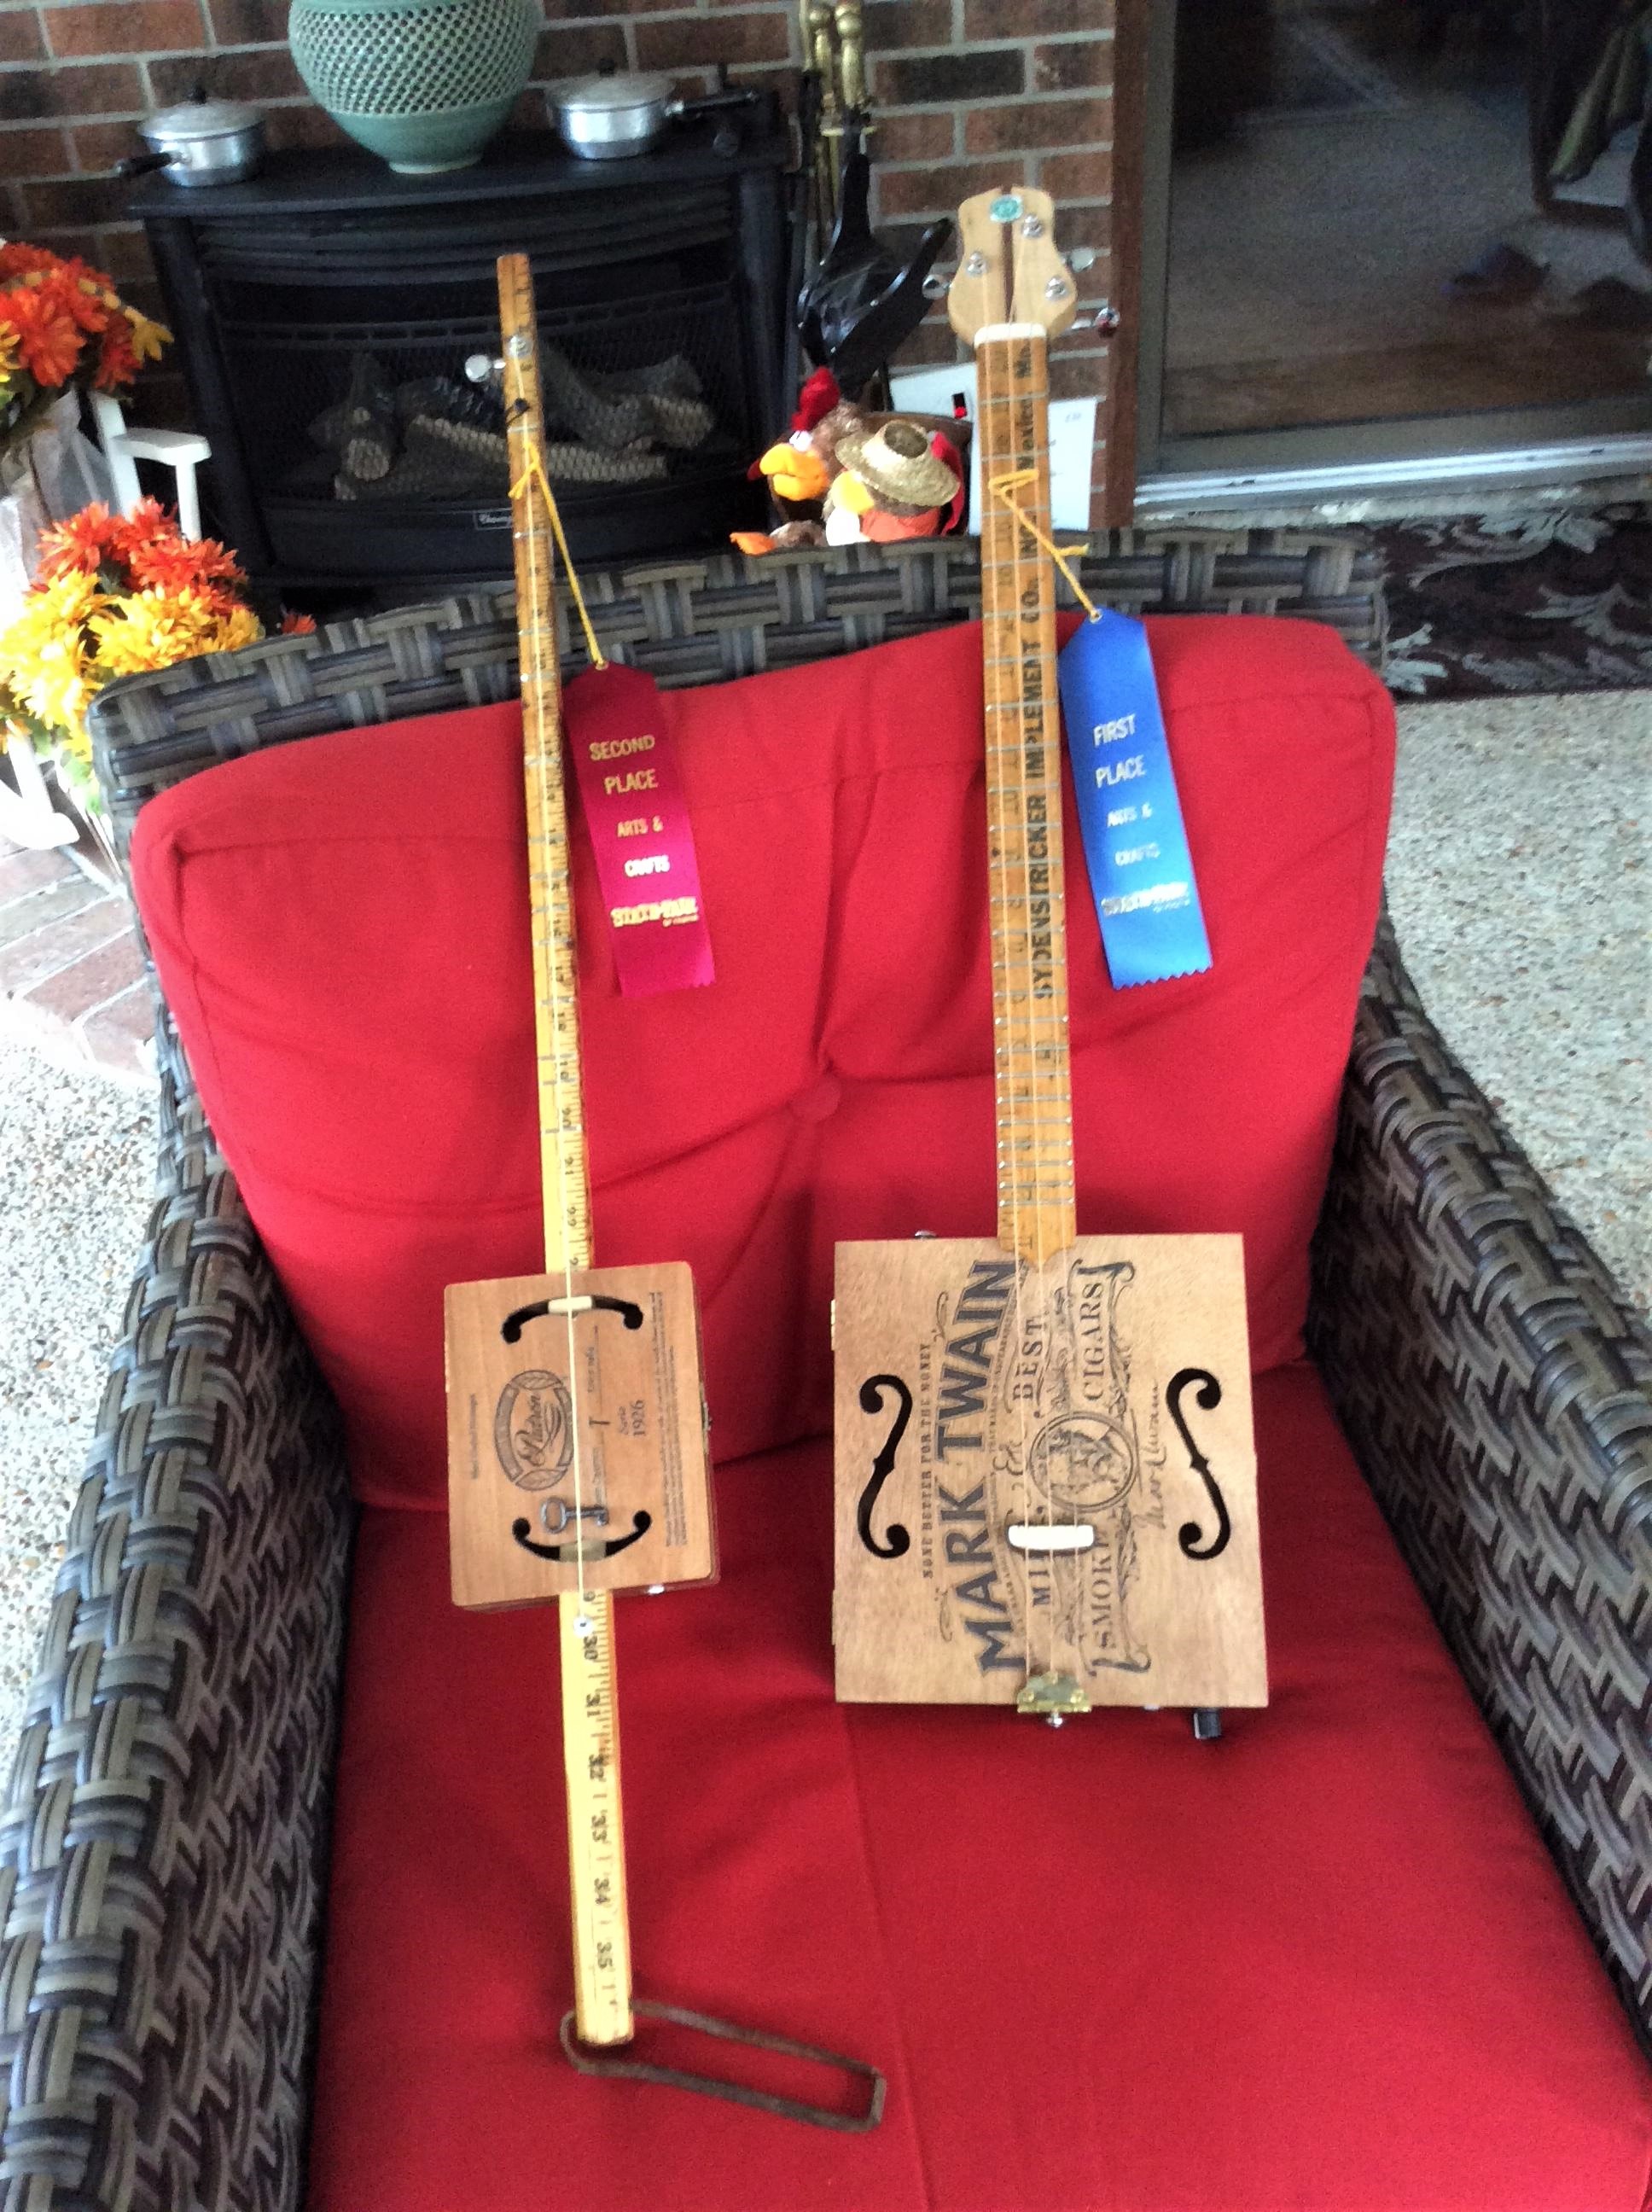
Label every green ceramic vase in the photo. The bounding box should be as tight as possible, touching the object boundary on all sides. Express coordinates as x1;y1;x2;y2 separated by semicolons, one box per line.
289;0;538;174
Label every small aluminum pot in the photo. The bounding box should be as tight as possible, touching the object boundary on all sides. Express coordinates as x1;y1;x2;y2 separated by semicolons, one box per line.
550;70;755;160
117;96;265;187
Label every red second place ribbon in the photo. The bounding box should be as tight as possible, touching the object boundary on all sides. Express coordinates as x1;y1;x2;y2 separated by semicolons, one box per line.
566;664;714;998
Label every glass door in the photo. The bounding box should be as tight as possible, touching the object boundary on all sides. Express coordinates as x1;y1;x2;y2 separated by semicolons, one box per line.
1137;0;1652;492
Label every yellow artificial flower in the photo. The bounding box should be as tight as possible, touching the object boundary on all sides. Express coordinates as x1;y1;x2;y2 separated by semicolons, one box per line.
0;569;104;659
124;308;171;364
210;602;263;654
0;318;19;379
0;573;101;742
88;585;223;677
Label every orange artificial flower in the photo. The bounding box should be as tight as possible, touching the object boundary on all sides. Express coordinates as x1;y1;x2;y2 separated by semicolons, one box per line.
111;495;172;549
0;243;61;282
34;503;122;581
0;246;162;396
279;610;317;634
3;282;81;387
120;521;244;595
93;316;137;390
36;263;115;335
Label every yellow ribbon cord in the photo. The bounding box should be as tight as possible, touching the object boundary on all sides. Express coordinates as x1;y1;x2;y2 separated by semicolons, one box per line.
510;442;609;672
986;468;1102;622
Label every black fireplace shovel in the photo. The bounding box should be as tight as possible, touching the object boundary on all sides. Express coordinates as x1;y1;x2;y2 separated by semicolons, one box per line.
797;124;951;399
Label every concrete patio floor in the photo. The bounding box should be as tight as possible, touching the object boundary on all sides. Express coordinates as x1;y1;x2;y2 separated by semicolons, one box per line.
0;686;1646;1780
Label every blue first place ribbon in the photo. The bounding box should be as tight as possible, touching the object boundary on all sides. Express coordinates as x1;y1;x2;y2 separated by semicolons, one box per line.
1057;609;1212;989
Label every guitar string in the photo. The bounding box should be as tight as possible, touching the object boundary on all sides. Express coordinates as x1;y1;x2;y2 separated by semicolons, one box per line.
507;330;589;1630
981;345;1021;1690
1038;339;1062;1688
984;328;1039;1699
1012;332;1058;1691
987;330;1068;1692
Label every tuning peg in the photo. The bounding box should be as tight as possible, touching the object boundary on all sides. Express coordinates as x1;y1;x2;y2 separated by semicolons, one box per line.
465;352;503;384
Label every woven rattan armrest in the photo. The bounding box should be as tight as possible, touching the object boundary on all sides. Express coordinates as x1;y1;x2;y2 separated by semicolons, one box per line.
0;1010;352;2212
1309;912;1652;2048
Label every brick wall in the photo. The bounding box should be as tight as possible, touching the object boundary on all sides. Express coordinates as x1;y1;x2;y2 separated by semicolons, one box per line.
0;0;1126;511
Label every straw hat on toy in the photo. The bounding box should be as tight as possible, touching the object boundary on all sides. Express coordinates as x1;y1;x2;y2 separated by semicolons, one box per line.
832;418;959;509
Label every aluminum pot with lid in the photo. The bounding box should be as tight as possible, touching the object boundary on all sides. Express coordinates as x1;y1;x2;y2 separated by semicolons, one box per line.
550;67;757;160
116;96;265;187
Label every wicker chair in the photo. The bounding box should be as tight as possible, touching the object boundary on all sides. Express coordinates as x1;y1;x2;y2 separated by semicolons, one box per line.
0;538;1645;2211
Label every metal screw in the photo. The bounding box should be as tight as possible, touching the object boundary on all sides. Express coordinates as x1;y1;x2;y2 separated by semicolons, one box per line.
648;1584;666;1596
506;333;531;358
1020;214;1044;238
1047;1713;1064;1728
1045;276;1069;300
964;251;988;276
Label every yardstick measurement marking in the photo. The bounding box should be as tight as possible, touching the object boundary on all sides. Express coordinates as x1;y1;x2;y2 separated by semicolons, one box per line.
976;326;1077;1266
499;251;631;2050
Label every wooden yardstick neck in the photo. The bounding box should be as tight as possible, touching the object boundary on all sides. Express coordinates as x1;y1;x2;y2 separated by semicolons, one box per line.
455;262;881;2122
497;252;631;2049
975;325;1077;1267
499;251;594;1278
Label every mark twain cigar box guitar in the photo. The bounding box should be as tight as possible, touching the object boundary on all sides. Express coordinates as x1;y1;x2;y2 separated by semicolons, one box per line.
832;191;1268;1725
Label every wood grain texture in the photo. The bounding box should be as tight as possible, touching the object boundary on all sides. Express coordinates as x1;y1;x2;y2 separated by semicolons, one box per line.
445;1264;714;1609
833;1237;1266;1708
499;251;593;1280
976;325;1077;1266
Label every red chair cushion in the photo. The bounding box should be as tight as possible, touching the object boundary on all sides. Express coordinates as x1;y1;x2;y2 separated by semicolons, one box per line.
305;1364;1652;2210
131;615;1394;1506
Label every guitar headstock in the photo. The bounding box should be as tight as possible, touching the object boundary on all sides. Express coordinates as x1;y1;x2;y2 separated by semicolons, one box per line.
946;186;1076;348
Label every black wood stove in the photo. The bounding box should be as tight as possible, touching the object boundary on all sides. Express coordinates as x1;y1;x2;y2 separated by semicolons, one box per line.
131;119;791;599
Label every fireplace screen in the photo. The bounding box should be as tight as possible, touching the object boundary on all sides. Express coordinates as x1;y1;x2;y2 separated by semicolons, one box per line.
220;279;745;519
134;135;788;593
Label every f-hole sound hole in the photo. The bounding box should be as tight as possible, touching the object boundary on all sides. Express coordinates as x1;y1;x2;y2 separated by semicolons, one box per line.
857;1374;913;1560
512;1510;652;1563
1168;1367;1231;1563
502;1295;645;1343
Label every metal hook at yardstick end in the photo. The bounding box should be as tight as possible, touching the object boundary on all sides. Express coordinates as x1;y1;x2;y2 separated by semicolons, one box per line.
561;2000;887;2131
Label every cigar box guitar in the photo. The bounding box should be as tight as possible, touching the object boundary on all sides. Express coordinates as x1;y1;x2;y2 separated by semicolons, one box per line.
444;258;883;2131
443;255;716;2055
831;190;1268;1726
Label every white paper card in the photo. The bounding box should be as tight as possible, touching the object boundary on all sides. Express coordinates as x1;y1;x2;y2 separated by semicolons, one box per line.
887;364;1097;535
